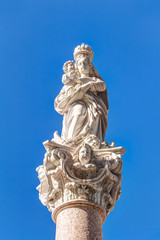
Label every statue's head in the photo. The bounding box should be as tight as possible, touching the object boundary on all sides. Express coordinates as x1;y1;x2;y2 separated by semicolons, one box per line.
76;56;91;76
79;143;91;165
63;60;75;73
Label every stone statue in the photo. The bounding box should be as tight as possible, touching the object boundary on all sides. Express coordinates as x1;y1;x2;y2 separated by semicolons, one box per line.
36;44;126;225
54;43;109;144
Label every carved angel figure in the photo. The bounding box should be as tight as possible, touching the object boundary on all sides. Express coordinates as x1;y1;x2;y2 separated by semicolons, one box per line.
62;60;77;86
54;44;109;144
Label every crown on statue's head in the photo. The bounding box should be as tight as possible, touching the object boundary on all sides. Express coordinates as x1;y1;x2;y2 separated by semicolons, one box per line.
74;43;94;62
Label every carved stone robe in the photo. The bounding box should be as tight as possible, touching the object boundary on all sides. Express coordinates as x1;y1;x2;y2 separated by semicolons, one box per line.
54;78;108;142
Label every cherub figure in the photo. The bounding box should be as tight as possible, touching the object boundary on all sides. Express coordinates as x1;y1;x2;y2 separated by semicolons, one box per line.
78;143;91;165
54;60;82;117
56;60;82;101
62;60;77;86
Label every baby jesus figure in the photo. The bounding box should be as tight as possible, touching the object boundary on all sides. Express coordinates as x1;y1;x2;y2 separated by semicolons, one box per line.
62;60;77;86
54;61;82;112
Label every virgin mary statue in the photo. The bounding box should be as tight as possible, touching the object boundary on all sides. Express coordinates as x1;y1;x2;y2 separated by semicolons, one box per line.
54;44;109;144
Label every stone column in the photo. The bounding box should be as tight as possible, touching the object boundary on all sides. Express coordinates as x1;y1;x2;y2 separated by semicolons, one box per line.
36;139;125;240
54;201;104;240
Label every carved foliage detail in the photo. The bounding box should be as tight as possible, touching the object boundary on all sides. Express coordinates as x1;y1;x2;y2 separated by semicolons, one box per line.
36;135;125;216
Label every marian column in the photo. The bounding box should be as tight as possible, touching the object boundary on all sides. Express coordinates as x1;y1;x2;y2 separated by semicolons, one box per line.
36;44;126;240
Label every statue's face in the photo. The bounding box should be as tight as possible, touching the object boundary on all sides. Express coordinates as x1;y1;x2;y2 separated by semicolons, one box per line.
77;57;90;76
67;63;75;72
79;144;91;164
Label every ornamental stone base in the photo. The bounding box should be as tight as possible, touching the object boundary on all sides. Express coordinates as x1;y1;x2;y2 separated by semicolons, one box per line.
36;133;125;239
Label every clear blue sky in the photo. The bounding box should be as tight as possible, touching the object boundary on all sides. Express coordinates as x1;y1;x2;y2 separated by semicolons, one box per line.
0;0;160;239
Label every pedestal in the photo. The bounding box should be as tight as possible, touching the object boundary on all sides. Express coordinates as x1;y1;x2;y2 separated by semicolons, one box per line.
36;139;125;239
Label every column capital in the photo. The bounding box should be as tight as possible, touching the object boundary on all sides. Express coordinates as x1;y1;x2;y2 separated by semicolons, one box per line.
36;134;125;222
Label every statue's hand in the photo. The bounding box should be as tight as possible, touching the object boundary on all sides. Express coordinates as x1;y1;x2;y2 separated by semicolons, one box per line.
79;82;91;92
79;77;93;84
